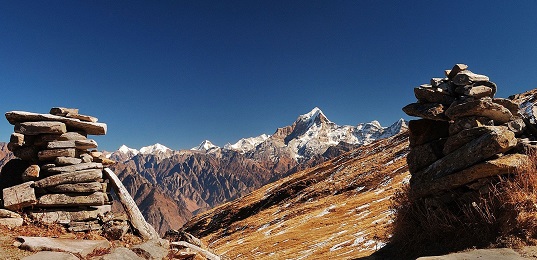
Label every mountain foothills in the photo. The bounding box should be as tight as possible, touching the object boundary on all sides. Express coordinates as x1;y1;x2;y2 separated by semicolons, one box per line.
104;108;407;234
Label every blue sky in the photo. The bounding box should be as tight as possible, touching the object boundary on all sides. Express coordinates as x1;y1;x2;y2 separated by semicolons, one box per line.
1;1;537;151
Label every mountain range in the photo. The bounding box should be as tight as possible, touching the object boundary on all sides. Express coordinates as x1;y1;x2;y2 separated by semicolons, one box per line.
105;107;407;234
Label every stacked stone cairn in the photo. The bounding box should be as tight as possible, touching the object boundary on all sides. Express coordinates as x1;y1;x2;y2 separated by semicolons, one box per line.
0;108;123;233
403;64;530;199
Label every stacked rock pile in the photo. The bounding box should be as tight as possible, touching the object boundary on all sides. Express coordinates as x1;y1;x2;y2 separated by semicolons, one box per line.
0;108;119;232
402;64;530;198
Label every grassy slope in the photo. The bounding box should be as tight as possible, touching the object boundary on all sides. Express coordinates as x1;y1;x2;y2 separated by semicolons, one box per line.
183;132;410;259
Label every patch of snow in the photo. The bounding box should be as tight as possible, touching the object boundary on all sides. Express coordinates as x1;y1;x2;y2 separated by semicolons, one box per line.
330;240;352;252
118;145;139;155
317;205;336;217
224;134;270;153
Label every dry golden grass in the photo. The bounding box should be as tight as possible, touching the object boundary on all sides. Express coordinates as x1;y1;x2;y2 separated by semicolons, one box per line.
184;133;411;259
386;149;537;259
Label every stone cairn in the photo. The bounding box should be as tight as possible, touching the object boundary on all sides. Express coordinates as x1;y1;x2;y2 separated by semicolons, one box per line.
402;64;530;199
0;108;122;233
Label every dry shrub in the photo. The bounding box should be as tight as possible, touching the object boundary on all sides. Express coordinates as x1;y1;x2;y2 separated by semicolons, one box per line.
381;151;537;259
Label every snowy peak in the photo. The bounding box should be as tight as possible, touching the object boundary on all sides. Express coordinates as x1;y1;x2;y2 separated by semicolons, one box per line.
224;134;271;154
118;145;139;156
192;140;220;151
297;107;331;127
140;143;172;154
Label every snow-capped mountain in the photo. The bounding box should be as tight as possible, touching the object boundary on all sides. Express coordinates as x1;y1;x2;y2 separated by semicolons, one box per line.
140;143;172;154
224;134;271;154
251;107;407;160
108;107;405;163
191;140;220;152
118;145;139;156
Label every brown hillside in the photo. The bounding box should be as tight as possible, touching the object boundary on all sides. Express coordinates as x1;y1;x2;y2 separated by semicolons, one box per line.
182;132;410;259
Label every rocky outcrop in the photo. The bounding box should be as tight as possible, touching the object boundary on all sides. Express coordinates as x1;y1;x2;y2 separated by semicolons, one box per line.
403;64;530;197
0;108;146;239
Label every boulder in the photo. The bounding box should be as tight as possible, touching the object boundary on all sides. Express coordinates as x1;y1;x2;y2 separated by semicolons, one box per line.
402;103;449;121
452;70;490;86
407;138;446;174
443;126;507;155
447;64;468;79
413;153;529;198
55;157;82;166
6;111;107;135
131;239;170;260
98;247;144;260
58;132;87;141
75;139;98;150
412;126;516;185
15;121;66;135
37;192;106;207
49;107;79;116
22;165;40;182
34;169;103;188
414;87;456;105
3;181;37;211
10;133;25;145
0;209;22;218
80;153;93;163
449;116;494;136
455;85;493;98
505;118;526;135
16;236;111;257
38;149;76;161
493;98;519;115
408;119;449;147
445;98;513;124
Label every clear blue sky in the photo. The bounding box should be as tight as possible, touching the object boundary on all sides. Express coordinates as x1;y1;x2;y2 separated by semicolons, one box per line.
1;1;536;151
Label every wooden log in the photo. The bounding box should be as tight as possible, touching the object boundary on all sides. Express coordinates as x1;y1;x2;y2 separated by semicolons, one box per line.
103;168;159;240
170;241;221;260
5;111;107;135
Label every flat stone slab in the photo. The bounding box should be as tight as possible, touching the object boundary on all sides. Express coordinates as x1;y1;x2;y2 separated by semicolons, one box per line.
15;121;67;135
414;87;456;105
416;247;526;260
59;132;87;141
34;169;103;188
403;102;449;121
47;162;103;174
131;239;170;260
38;148;76;161
411;126;516;186
17;236;111;257
0;209;22;218
37;192;106;207
452;70;490;85
3;181;37;211
99;247;144;260
0;217;23;227
75;139;98;150
55;157;82;166
47;182;103;193
413;153;529;197
28;205;111;224
22;251;78;260
445;99;513;124
6;111;107;135
46;141;76;149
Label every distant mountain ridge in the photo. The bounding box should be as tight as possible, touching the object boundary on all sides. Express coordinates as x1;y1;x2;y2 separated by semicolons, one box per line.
106;107;407;234
110;107;407;162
